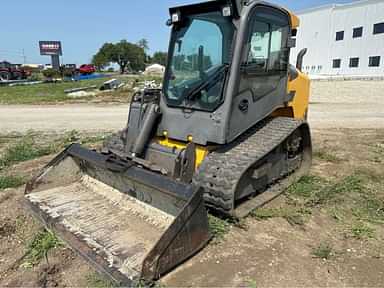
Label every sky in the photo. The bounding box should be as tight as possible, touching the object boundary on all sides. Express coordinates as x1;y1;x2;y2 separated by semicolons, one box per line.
1;0;355;65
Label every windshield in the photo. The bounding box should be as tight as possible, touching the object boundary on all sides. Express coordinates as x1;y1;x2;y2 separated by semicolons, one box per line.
164;11;234;111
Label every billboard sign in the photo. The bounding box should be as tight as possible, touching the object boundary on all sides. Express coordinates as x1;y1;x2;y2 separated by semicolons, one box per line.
39;41;62;56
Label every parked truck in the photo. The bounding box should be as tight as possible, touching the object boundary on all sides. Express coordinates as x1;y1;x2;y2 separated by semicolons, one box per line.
0;61;30;81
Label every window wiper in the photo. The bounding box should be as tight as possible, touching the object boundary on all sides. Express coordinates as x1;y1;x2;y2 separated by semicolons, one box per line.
184;64;229;102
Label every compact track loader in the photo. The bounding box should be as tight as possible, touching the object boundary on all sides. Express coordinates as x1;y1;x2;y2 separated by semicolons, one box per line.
25;0;312;285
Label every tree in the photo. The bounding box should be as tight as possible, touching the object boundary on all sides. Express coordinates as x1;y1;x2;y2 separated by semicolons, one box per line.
92;43;114;71
112;40;146;73
151;51;168;66
137;39;150;63
137;39;149;52
92;40;146;74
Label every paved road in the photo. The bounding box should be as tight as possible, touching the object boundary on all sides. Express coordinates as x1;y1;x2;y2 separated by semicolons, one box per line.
0;102;383;134
0;104;129;134
309;102;384;129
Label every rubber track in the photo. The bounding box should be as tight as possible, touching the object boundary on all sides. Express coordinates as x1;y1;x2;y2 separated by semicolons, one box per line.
193;117;305;215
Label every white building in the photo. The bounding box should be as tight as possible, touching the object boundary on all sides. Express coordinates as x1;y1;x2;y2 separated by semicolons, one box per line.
291;0;384;76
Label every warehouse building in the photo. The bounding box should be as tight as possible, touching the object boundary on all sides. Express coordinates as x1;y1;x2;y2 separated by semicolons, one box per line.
291;0;384;76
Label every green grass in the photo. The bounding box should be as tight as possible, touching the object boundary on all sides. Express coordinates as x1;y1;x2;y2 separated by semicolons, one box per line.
0;75;162;105
249;279;258;288
0;136;54;169
355;167;383;183
22;230;62;267
0;78;110;104
352;194;384;224
0;131;112;173
60;130;111;147
287;175;327;199
369;143;384;163
208;215;231;242
312;243;333;260
0;174;25;190
306;175;364;207
251;207;312;226
288;172;384;239
349;222;376;239
314;149;342;163
86;272;115;288
288;174;367;207
252;175;366;226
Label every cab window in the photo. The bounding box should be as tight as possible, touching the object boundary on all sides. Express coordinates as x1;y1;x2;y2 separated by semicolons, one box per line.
243;8;290;75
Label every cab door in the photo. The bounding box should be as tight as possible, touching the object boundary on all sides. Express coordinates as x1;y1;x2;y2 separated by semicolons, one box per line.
228;6;291;140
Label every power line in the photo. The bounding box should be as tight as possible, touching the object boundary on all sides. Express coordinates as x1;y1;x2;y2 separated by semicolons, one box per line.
0;51;24;57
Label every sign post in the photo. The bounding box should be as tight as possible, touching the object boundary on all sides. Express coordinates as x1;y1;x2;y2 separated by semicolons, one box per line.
39;41;62;70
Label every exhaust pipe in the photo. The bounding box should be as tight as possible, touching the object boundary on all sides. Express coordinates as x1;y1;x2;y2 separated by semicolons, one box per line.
296;48;307;72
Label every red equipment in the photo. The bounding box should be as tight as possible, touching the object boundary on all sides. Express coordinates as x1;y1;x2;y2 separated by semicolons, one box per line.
0;61;30;81
78;64;96;75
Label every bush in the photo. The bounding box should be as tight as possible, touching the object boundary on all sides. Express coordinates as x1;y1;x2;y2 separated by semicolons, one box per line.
42;68;60;79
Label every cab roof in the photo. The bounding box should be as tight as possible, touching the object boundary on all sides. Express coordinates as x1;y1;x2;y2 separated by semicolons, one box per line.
169;0;300;28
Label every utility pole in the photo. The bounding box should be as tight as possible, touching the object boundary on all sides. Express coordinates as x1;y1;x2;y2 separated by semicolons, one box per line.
22;49;27;64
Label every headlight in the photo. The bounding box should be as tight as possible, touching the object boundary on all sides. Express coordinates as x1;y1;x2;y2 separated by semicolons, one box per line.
172;12;181;23
222;6;232;17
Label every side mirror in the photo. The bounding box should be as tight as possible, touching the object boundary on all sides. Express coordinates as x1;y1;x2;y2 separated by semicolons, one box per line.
287;37;296;48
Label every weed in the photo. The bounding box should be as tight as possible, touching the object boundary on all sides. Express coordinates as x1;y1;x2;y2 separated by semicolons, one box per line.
349;222;375;239
86;272;115;288
371;156;382;164
0;136;54;169
372;143;384;155
249;279;257;288
312;243;333;260
329;207;345;222
289;174;367;208
82;134;111;145
0;174;25;190
251;208;283;220
0;138;10;145
287;175;326;199
307;175;364;207
369;143;384;163
354;168;383;183
57;131;111;149
208;215;231;242
285;212;309;226
352;195;384;224
251;207;311;226
61;130;81;146
314;149;341;163
22;230;62;267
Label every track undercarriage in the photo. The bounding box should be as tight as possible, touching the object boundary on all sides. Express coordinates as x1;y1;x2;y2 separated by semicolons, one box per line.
194;117;312;218
105;117;312;218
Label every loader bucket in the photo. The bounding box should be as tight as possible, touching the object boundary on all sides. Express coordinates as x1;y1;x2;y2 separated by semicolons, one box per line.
25;144;210;286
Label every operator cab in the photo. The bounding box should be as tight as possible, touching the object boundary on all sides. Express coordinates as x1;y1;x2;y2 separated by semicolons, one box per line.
164;4;235;112
158;0;298;145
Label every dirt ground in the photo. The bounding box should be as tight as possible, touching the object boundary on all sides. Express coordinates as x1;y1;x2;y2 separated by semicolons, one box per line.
0;156;95;287
0;128;383;287
0;79;383;287
162;128;384;287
